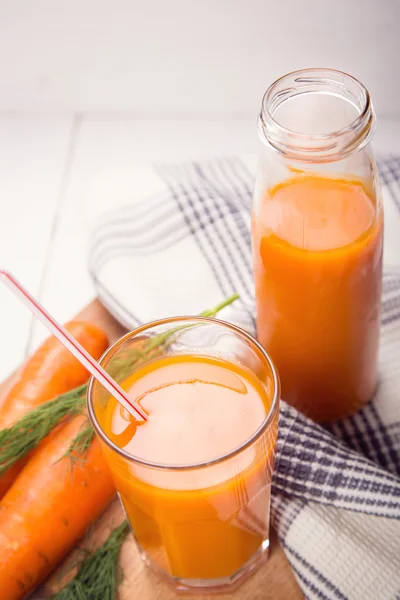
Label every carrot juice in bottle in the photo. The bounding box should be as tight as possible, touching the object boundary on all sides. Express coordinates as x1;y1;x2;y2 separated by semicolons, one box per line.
253;69;383;422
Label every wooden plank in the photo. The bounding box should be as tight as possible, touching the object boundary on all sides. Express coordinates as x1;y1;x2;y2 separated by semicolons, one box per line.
0;115;73;381
19;298;302;600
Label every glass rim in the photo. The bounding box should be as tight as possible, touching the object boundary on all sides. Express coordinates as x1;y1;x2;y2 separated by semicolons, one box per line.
87;315;280;472
258;67;374;161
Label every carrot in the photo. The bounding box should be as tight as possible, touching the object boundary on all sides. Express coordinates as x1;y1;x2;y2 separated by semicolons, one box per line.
0;414;116;600
0;321;108;497
0;321;108;427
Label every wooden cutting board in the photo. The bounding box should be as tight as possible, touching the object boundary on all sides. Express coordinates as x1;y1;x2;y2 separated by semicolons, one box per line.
19;299;302;600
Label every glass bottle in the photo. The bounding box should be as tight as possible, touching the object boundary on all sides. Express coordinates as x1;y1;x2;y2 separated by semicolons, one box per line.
252;68;383;422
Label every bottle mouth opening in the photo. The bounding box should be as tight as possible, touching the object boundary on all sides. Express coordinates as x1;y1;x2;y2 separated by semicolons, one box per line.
259;68;375;163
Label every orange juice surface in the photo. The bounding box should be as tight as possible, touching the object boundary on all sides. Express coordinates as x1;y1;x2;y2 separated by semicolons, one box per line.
100;355;277;581
253;175;383;421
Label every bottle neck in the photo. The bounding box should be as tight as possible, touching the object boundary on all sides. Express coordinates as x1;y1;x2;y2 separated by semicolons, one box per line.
259;69;375;164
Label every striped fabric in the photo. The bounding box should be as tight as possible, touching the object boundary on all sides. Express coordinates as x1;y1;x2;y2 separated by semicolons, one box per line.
87;155;400;600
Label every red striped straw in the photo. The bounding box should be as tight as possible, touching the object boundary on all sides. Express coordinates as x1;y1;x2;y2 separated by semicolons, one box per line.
0;269;147;422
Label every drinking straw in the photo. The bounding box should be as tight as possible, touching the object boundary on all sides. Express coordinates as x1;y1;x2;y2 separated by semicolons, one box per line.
0;269;147;421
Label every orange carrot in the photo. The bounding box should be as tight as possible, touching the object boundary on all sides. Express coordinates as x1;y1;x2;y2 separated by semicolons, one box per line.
0;414;116;600
0;321;108;497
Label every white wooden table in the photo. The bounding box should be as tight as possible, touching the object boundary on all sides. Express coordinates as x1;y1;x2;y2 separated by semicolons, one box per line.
1;115;399;380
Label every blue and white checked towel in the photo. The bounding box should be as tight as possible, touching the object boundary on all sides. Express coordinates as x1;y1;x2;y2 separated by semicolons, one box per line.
87;155;400;600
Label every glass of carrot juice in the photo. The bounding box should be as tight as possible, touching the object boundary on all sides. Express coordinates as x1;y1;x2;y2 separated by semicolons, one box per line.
253;68;383;422
87;317;280;593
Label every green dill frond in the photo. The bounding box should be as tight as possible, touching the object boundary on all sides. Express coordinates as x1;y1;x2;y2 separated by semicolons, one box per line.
111;292;240;381
51;521;130;600
0;384;87;476
61;421;95;467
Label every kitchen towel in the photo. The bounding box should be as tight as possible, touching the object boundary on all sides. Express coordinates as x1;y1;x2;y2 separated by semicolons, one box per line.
87;155;400;600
